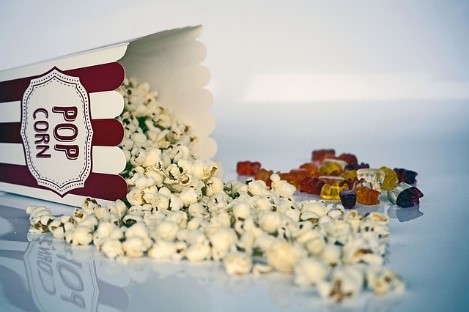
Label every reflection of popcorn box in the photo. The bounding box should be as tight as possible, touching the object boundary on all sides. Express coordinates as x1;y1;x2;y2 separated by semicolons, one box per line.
0;26;216;207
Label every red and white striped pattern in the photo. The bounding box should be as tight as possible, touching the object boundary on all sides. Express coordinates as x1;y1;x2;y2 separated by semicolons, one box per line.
0;46;128;207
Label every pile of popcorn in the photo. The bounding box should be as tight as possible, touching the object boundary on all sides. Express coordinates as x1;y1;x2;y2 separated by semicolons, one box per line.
26;78;404;302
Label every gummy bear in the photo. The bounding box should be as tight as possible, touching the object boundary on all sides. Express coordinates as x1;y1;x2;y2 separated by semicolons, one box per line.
319;161;343;176
394;168;418;185
380;166;399;190
280;169;309;189
299;162;320;177
312;149;336;162
355;186;380;205
341;170;357;181
237;161;261;176
340;189;357;209
357;168;384;191
299;177;325;195
320;182;348;200
255;168;274;187
345;162;370;171
337;153;358;165
387;182;424;208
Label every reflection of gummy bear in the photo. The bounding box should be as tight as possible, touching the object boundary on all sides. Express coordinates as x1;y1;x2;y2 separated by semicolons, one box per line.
320;182;348;200
236;161;261;176
340;190;357;209
356;186;380;205
380;166;399;190
395;205;424;222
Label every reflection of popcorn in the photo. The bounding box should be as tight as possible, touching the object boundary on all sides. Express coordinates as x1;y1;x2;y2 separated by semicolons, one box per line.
148;240;178;260
223;252;252;275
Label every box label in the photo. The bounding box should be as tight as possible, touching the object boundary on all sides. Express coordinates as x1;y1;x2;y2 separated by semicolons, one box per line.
21;68;93;196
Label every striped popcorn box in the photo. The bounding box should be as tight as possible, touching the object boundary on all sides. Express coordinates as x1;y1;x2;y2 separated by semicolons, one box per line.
0;26;215;207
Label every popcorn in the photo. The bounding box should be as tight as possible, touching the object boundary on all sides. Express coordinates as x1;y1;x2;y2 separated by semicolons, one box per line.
258;212;282;234
27;77;404;303
101;239;124;259
179;188;200;206
65;225;93;246
26;206;53;233
186;242;211;262
148;240;178;260
318;266;364;302
231;201;251;221
305;236;326;256
93;222;124;249
271;175;296;198
321;244;342;266
122;237;148;258
294;258;329;287
366;267;405;296
266;241;302;273
151;221;179;241
208;227;237;261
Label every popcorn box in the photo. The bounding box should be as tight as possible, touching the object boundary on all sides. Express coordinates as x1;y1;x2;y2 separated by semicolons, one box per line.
0;26;216;207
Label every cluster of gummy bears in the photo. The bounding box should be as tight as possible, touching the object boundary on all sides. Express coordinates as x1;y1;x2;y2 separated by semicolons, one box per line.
236;149;423;209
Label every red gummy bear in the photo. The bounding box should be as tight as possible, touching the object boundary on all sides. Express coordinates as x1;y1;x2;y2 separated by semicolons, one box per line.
299;177;325;195
299;162;321;177
280;169;309;189
255;168;274;187
337;153;358;165
237;161;261;176
311;149;336;162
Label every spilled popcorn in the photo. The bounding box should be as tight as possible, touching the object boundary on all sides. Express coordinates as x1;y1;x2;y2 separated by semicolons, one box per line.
26;77;404;302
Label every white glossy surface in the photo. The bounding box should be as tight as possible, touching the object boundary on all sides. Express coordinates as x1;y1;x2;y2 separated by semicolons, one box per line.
1;1;469;311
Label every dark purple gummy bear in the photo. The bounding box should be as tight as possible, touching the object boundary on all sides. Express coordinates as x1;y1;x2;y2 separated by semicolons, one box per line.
409;186;424;199
396;188;422;208
345;162;370;171
394;168;418;185
340;190;357;209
